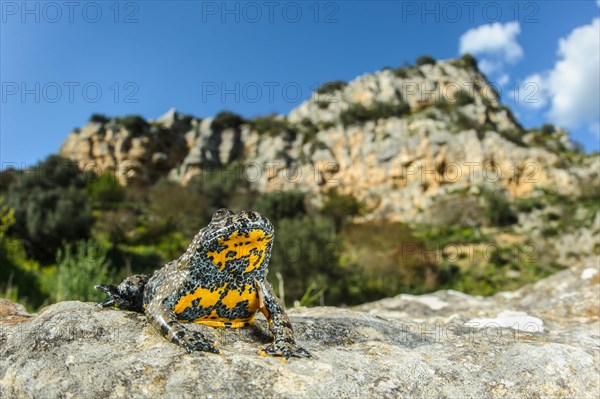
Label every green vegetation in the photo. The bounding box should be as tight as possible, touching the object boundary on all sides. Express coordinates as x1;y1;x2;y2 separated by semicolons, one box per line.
416;55;437;66
316;80;347;94
461;53;478;69
321;188;363;229
88;173;125;208
340;101;410;126
256;191;306;220
212;111;245;131
393;67;409;78
249;115;295;137
450;53;479;70
481;188;517;227
453;112;480;133
188;162;252;211
0;149;586;310
5;156;94;261
115;115;148;135
339;222;441;303
90;114;110;124
52;240;112;302
453;89;475;106
439;244;564;296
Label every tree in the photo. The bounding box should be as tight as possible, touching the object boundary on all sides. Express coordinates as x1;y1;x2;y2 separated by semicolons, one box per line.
212;111;245;131
268;216;339;304
416;55;437;66
188;162;253;211
88;173;125;208
6;156;94;261
321;188;363;230
255;191;306;220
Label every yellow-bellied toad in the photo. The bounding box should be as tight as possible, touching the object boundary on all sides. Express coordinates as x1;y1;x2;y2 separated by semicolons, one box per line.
96;209;310;359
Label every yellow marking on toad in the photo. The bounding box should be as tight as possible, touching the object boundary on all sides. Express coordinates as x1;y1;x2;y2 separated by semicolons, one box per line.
173;285;226;314
207;229;272;273
221;284;260;311
192;313;257;328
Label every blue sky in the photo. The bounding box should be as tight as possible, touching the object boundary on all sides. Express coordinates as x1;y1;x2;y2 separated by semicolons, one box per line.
1;0;599;167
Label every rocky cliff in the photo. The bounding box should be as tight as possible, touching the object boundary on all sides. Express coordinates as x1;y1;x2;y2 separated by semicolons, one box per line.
58;57;599;223
1;262;598;398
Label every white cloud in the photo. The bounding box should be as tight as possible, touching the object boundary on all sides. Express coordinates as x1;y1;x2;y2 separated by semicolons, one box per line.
590;121;600;138
459;22;523;63
478;59;501;75
521;73;548;109
544;18;600;131
496;74;510;86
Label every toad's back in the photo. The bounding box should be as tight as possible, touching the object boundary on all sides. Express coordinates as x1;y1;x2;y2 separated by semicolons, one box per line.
147;212;273;328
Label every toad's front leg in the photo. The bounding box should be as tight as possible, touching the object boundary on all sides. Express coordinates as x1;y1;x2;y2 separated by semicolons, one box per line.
145;298;219;355
255;279;311;359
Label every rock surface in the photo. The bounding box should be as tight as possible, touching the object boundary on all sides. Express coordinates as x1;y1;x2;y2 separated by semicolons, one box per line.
1;263;598;399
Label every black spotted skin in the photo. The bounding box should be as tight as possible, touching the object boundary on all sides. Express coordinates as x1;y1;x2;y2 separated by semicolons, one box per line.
96;209;310;359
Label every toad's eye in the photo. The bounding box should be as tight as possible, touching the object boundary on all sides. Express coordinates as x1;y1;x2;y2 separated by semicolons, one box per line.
211;208;233;222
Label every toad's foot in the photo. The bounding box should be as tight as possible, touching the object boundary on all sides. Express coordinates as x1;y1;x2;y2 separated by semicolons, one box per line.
178;330;220;355
258;339;311;360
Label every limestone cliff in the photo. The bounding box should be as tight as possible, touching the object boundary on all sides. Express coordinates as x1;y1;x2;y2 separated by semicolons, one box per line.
59;57;598;224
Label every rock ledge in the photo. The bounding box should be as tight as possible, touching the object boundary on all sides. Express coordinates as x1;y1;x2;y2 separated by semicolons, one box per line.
1;264;598;398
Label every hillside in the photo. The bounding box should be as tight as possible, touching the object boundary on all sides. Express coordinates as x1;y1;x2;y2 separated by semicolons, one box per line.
59;55;597;223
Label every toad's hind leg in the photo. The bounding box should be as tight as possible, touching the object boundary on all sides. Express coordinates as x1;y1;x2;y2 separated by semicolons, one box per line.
145;299;219;355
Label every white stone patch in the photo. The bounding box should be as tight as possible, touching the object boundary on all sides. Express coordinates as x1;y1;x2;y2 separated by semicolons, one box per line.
498;291;520;299
581;268;598;280
465;310;544;333
401;294;449;310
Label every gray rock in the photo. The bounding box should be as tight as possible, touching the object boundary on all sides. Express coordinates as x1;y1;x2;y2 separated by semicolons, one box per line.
1;264;598;399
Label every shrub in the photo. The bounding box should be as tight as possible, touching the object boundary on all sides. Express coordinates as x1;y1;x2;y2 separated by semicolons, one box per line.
0;196;15;237
316;80;347;95
321;188;363;230
147;180;208;237
424;194;486;228
267;216;339;305
212;111;245;131
393;67;409;78
453;112;480;133
338;222;441;303
96;207;138;249
115;115;148;135
297;118;319;143
87;173;125;208
6;156;94;261
52;240;112;302
255;191;306;220
499;128;526;147
90;114;110;124
188;162;252;211
453;89;475;106
1;198;48;309
340;101;410;126
481;188;517;226
432;97;450;111
250;115;295;137
443;245;564;296
460;53;478;69
416;55;437;67
314;100;330;109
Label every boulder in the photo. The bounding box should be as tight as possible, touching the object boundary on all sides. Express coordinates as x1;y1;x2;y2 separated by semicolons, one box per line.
1;264;598;398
